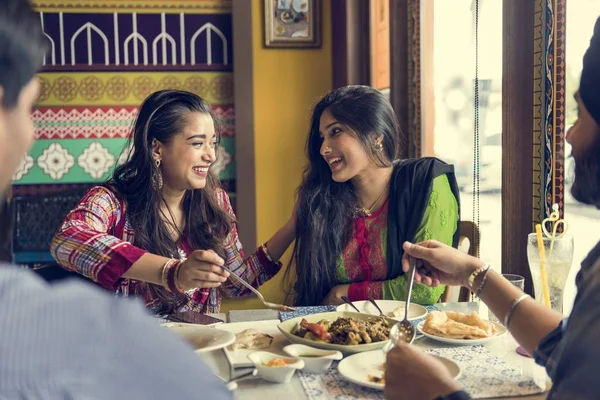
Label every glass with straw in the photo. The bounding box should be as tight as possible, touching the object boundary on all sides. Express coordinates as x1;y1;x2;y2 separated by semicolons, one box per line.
526;204;574;313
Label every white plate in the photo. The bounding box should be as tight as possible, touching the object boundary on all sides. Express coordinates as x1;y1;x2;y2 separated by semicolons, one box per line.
162;323;236;353
338;349;461;390
336;300;428;321
416;320;507;345
278;311;396;354
216;320;288;369
292;0;309;13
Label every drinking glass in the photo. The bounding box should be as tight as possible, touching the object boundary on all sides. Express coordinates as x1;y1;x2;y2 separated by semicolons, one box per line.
526;234;573;313
488;274;525;323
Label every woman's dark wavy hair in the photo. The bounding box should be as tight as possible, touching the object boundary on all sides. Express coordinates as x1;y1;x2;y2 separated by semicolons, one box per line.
109;89;231;315
288;85;402;306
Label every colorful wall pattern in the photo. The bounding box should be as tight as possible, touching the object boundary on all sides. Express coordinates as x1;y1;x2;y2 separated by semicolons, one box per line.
532;0;566;223
13;0;235;200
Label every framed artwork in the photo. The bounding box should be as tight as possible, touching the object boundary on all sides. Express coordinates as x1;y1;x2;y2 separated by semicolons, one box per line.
264;0;321;48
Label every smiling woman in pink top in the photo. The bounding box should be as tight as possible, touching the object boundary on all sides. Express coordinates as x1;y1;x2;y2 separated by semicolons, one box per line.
51;89;295;316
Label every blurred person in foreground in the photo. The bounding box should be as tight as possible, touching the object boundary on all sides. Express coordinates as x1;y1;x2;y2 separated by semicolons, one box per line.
384;17;600;400
0;1;230;398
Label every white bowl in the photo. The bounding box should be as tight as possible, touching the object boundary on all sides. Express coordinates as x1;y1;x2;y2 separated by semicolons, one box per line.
283;344;343;374
247;351;305;383
161;323;235;353
278;311;396;354
336;300;428;321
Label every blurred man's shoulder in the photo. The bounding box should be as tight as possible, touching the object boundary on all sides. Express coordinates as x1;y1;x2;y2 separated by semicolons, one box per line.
0;264;232;399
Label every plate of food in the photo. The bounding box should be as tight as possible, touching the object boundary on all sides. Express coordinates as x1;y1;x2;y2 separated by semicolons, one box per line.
162;322;236;353
417;311;506;345
336;300;428;321
338;349;461;390
216;320;288;368
278;311;396;354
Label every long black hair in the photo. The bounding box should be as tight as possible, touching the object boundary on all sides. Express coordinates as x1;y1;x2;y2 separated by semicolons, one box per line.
110;89;231;315
288;85;402;306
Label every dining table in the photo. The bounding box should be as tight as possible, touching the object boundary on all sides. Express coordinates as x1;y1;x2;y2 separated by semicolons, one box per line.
193;302;549;400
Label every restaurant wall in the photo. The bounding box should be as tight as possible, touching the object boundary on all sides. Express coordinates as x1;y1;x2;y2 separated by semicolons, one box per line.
13;0;236;200
2;0;237;262
220;0;332;311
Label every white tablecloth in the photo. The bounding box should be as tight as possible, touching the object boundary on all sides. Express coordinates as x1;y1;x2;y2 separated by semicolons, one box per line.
200;303;549;399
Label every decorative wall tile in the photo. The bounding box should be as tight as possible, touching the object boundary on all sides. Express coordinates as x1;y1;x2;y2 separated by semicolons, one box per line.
12;156;34;181
14;1;236;196
212;146;232;177
37;143;75;181
78;142;115;179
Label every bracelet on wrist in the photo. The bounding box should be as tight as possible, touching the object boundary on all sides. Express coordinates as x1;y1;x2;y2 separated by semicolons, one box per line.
474;266;491;297
161;258;184;293
504;294;530;328
467;263;490;292
261;242;275;263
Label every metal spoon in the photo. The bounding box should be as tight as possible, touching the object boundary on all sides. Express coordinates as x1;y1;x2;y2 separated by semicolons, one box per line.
220;265;295;312
367;296;386;317
341;296;361;312
389;258;417;345
224;368;258;391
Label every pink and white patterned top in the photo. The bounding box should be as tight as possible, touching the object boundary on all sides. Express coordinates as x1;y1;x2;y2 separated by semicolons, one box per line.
50;186;281;313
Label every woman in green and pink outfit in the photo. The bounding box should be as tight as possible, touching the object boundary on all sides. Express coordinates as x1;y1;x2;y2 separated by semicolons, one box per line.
287;85;460;306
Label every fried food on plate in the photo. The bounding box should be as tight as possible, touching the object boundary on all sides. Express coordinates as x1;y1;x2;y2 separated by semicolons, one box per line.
422;311;498;339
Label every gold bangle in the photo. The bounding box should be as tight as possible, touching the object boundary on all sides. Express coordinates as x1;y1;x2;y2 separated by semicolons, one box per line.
161;258;178;291
262;242;275;263
174;258;186;293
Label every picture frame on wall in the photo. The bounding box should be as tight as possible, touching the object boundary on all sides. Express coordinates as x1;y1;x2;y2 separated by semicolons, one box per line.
264;0;321;48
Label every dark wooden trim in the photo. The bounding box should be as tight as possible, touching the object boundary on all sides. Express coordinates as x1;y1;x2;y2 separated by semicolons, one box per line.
331;0;348;89
331;0;370;88
502;0;535;294
232;1;257;249
389;0;409;158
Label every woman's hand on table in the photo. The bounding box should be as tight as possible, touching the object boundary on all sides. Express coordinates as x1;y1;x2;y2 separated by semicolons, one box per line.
384;342;461;400
401;241;483;287
321;284;350;305
177;249;229;290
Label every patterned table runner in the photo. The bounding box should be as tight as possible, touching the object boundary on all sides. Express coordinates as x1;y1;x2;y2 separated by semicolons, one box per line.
297;345;546;399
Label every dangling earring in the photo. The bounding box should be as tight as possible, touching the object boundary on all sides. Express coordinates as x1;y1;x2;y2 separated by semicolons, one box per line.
153;159;163;190
373;141;383;152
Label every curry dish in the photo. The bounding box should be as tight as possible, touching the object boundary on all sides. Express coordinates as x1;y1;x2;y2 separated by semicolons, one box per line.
292;317;391;345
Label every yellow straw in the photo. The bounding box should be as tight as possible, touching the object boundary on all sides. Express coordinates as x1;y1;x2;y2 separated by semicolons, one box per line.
535;224;551;307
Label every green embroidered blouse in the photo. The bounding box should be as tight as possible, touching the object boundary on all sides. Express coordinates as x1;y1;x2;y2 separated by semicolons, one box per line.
336;174;459;305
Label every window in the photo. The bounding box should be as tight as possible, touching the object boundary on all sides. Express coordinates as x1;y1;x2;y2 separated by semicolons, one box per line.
562;0;600;314
370;0;390;101
423;0;503;268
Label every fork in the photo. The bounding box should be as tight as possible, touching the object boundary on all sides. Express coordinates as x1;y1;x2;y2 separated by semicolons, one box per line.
367;296;386;317
220;265;295;312
341;296;361;312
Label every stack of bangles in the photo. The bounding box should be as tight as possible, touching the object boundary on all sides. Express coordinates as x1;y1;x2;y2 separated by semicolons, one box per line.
468;264;532;328
260;242;274;263
468;264;492;297
161;258;186;293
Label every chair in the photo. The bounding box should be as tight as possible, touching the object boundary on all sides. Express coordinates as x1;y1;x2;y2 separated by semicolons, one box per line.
440;221;480;302
10;187;92;283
